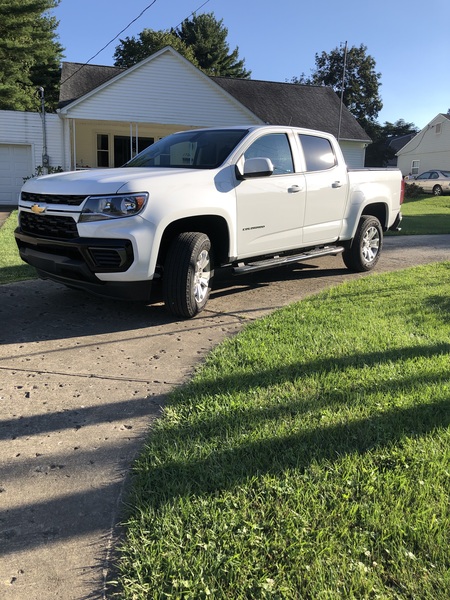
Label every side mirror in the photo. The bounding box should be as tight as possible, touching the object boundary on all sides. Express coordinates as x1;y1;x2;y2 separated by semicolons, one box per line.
238;157;274;179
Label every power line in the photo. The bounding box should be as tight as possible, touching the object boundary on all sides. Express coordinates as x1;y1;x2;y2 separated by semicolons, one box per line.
60;0;213;87
60;0;158;86
173;0;212;29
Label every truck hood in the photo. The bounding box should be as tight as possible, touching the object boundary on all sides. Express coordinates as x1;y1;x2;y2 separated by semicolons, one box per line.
22;167;204;196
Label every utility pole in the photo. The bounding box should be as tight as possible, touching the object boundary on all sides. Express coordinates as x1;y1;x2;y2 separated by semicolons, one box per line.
38;87;49;174
337;41;348;142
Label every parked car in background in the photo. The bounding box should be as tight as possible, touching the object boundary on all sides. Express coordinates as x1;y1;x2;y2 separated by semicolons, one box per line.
408;170;450;196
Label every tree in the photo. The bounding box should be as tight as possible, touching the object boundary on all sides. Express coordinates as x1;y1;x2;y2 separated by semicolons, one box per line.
114;12;251;78
365;119;418;167
176;13;250;78
292;44;382;130
0;0;64;111
114;29;199;69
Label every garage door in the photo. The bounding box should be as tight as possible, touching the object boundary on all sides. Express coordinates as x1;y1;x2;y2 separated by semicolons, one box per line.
0;144;33;206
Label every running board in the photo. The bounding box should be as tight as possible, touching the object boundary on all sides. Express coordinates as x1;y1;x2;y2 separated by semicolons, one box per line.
233;246;344;275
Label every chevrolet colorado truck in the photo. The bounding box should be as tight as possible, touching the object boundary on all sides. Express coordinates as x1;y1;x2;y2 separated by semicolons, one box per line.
15;125;404;318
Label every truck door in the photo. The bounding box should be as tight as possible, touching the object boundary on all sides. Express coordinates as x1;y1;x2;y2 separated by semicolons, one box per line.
299;134;349;244
236;132;306;258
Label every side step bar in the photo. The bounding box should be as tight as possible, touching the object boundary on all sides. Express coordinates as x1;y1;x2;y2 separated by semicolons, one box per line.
233;246;345;275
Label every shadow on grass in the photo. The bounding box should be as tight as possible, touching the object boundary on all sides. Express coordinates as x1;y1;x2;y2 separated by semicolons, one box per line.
0;264;37;284
396;214;450;236
130;341;450;506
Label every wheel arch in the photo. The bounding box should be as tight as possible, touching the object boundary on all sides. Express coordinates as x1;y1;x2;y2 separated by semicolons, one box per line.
156;215;230;268
360;202;388;230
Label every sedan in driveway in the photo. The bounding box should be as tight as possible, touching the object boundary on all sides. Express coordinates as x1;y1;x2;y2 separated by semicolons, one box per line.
409;170;450;196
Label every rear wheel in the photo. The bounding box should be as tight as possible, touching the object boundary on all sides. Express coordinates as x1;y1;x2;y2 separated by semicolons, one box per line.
163;232;213;318
342;215;383;272
433;185;443;196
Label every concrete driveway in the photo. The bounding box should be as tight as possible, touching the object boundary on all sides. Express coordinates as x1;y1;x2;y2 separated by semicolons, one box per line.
0;234;449;599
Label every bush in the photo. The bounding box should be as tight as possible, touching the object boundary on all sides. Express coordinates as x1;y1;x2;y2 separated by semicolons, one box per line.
23;165;63;182
405;182;425;198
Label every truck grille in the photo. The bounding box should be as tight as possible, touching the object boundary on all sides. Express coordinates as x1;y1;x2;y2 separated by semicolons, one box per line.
21;192;88;206
20;212;78;239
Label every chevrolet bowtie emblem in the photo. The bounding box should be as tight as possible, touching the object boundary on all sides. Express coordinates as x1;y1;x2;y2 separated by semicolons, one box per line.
31;204;46;214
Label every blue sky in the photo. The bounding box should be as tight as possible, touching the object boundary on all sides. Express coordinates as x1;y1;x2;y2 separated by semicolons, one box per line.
54;0;449;130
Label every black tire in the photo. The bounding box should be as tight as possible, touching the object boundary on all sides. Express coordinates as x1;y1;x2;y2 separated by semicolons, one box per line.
163;232;214;318
433;185;443;196
342;215;383;272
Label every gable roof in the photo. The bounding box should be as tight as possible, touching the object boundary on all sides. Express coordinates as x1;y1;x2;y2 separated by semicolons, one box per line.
210;77;370;142
59;62;126;107
396;113;450;156
58;48;370;142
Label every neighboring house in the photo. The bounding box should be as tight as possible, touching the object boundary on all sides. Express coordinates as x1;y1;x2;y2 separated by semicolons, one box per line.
397;113;450;177
385;133;416;167
0;46;370;206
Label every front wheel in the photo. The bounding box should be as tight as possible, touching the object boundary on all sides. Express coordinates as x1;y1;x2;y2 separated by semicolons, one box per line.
342;215;383;272
433;185;443;196
163;232;214;318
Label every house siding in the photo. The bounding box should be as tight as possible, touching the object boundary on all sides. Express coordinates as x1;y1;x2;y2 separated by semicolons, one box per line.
0;110;63;173
397;115;450;176
0;110;64;204
63;51;261;126
339;141;366;168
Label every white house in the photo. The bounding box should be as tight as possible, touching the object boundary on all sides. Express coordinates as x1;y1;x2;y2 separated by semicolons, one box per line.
0;46;371;206
397;113;450;177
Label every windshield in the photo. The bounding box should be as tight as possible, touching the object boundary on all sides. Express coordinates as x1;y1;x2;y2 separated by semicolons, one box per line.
441;171;450;177
125;129;249;169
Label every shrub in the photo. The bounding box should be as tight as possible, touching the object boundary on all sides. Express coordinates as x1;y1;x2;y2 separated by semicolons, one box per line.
405;182;425;198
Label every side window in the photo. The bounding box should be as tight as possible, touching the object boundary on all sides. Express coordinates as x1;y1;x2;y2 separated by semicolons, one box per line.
244;133;294;174
299;134;337;172
97;134;109;167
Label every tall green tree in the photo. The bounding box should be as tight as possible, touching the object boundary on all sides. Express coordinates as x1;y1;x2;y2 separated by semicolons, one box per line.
114;29;199;69
114;12;251;78
292;44;382;130
0;0;64;111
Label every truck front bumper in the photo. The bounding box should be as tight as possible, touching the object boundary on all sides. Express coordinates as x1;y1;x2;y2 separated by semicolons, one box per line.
14;228;156;302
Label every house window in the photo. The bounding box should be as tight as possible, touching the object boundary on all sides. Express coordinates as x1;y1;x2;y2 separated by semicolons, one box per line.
435;122;442;135
97;134;109;167
411;160;420;176
114;136;154;167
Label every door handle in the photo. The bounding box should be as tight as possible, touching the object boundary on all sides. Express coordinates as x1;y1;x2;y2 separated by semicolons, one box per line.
288;185;303;193
332;181;343;188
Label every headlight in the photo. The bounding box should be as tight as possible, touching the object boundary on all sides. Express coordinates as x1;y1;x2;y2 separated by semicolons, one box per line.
79;193;148;222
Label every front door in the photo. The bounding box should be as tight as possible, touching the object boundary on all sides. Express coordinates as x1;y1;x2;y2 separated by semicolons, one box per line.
236;132;306;258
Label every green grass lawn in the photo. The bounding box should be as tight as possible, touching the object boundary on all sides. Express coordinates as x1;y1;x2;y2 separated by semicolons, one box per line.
0;211;37;284
398;193;450;235
114;263;450;599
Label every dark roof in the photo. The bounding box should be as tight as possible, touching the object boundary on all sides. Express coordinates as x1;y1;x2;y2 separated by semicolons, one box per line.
388;133;416;153
211;77;370;141
59;61;370;141
59;62;124;107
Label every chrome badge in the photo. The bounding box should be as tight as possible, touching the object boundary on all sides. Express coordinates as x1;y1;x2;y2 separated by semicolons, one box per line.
31;204;47;214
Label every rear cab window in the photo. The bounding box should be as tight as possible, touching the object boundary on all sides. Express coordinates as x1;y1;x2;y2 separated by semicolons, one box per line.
298;134;337;172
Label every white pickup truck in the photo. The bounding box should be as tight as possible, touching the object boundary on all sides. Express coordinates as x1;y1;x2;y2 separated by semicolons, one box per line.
15;125;403;318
